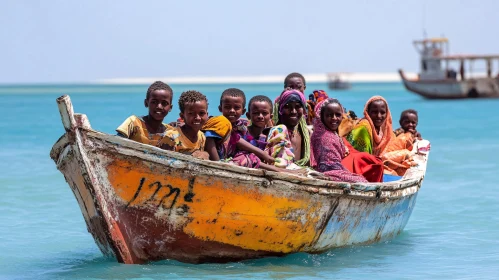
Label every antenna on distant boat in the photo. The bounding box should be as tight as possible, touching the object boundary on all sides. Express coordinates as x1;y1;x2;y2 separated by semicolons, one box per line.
422;0;427;39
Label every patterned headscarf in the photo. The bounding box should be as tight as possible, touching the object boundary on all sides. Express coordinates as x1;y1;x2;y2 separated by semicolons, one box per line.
310;98;367;183
306;89;330;124
313;90;329;105
363;95;393;156
201;115;232;142
278;90;307;117
271;89;311;167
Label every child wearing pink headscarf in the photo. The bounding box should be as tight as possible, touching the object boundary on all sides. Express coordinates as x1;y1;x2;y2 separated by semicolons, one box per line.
311;98;368;183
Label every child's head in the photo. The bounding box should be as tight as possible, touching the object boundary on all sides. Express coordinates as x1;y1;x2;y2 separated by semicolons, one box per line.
178;90;209;132
399;109;418;133
278;90;306;128
246;95;273;128
284;72;306;93
144;81;173;121
319;98;344;132
218;88;246;124
366;98;388;130
202;116;232;145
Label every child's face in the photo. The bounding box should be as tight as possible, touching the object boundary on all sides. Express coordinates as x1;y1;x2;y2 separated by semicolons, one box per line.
219;96;246;124
322;103;343;132
144;90;172;121
400;113;418;133
246;101;272;128
181;101;208;132
286;77;306;93
368;100;387;129
280;101;304;127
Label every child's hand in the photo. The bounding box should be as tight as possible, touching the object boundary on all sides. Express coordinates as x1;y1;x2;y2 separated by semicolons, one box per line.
283;168;308;177
410;130;422;141
263;154;275;164
192;150;210;160
414;131;422;140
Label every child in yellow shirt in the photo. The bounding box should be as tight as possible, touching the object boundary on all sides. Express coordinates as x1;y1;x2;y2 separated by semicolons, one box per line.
163;90;209;158
116;81;175;149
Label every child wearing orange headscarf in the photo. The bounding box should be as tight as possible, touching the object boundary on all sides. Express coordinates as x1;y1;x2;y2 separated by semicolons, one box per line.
345;96;416;176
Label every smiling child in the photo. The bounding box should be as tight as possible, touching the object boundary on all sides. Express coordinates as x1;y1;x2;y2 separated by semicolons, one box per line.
116;81;175;149
246;95;273;149
207;88;274;167
310;98;368;183
394;109;422;139
266;89;311;168
163;90;209;158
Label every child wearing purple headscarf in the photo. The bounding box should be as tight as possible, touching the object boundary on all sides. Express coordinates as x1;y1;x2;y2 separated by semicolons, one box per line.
265;89;311;168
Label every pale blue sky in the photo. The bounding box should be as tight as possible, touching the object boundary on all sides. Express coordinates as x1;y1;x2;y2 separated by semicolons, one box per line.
1;0;497;83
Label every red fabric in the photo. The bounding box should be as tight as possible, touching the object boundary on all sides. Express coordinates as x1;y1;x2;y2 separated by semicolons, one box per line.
341;138;384;182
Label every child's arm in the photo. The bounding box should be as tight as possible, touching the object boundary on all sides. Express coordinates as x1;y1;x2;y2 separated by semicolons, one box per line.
192;150;210;160
116;116;134;139
259;163;307;176
414;130;422;140
236;138;275;164
204;137;220;161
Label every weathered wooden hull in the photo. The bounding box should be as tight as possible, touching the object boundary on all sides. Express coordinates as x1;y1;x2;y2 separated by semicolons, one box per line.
399;69;499;99
50;95;429;264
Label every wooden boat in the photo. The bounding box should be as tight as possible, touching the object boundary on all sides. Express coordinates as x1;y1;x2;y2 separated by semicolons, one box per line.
327;73;351;90
399;37;499;99
50;95;430;264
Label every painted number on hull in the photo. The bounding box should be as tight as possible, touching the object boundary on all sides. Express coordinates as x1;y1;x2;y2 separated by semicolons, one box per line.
126;177;180;213
125;177;195;215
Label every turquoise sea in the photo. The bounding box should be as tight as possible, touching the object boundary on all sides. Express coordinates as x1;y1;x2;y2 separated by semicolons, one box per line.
1;82;498;279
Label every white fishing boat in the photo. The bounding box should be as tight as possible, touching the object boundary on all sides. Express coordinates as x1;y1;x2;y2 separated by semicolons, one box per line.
399;37;499;99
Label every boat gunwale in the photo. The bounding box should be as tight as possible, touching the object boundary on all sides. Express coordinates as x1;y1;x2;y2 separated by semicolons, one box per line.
72;128;425;197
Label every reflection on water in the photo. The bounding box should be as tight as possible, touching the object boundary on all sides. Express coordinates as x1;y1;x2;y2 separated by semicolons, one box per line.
42;233;417;280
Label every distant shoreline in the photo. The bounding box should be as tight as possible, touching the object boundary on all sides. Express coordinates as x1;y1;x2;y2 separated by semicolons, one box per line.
95;72;418;85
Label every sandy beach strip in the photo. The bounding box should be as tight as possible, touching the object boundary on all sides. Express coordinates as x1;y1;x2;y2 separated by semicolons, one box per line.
95;72;419;85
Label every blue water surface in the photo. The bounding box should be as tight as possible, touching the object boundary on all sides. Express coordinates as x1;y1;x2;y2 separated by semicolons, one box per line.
1;82;498;279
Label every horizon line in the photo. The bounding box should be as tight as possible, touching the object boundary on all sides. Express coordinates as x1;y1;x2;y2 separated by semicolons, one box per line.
95;72;418;85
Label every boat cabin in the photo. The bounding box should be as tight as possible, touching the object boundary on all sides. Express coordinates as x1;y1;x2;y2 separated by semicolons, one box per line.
414;38;499;81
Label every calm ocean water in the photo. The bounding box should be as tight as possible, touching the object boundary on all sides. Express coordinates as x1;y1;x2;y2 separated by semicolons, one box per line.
1;82;498;279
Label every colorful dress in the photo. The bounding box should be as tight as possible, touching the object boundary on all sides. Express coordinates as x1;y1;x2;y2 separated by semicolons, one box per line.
305;89;330;125
345;96;393;156
116;115;174;149
345;96;415;176
265;125;297;168
382;132;416;176
310;100;368;183
341;139;384;183
202;116;233;160
270;90;311;167
227;119;250;156
393;127;405;136
163;126;206;155
246;130;268;151
227;119;261;168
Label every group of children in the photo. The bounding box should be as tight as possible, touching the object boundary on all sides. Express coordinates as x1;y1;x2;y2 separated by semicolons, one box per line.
117;73;423;183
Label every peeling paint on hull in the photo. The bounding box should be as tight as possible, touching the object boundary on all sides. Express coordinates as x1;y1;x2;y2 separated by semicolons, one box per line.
50;95;429;264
